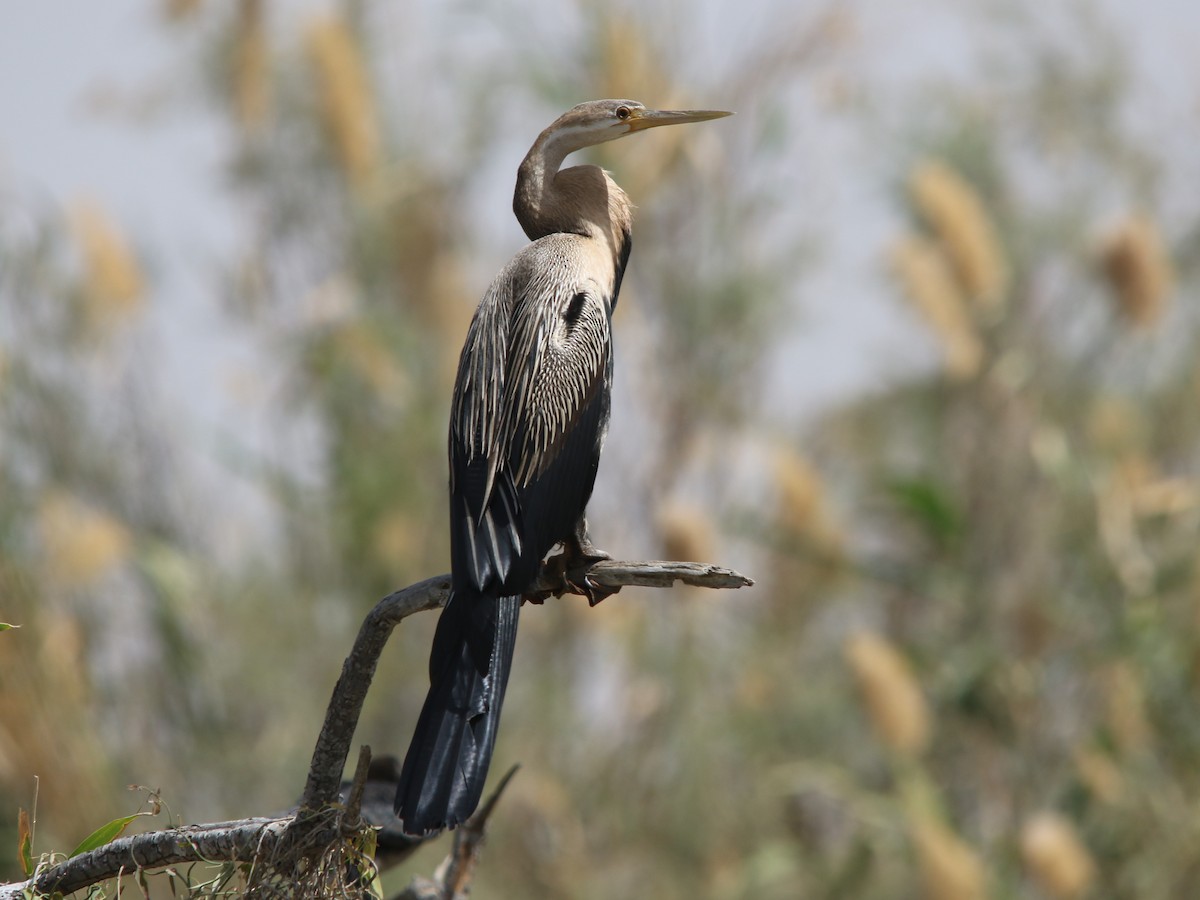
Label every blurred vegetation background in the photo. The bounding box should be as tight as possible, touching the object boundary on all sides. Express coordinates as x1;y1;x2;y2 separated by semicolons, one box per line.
2;1;1199;897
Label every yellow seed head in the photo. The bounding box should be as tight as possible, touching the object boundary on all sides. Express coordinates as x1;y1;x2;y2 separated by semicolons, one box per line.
1020;812;1095;898
773;449;842;554
1073;747;1123;805
37;491;132;590
593;18;680;197
911;818;988;900
1086;396;1143;456
774;450;822;533
598;17;667;107
844;632;931;756
371;509;418;571
1113;454;1198;518
1132;476;1199;517
332;322;406;400
735;668;774;710
164;0;204;21
1100;215;1173;329
909;160;1008;311
1106;661;1151;755
39;610;89;706
656;501;715;562
891;236;983;379
233;0;270;130
305;15;380;187
388;184;472;344
70;200;144;327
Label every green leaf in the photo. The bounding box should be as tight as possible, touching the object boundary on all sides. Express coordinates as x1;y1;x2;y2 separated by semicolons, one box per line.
17;808;32;875
69;813;144;858
354;827;382;897
358;826;378;860
0;622;18;631
367;870;385;900
886;477;962;547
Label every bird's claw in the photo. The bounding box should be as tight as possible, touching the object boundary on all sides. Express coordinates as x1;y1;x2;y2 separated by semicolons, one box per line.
527;522;621;606
529;546;620;606
568;568;619;606
524;554;567;605
562;539;618;607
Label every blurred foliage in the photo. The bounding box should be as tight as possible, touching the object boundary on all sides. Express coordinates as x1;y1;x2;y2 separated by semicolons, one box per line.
1;1;1199;898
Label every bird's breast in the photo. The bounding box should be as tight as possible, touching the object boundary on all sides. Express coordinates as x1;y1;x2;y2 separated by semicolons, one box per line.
516;233;619;309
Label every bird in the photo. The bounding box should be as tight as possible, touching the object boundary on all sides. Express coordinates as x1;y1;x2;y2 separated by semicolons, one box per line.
394;99;731;836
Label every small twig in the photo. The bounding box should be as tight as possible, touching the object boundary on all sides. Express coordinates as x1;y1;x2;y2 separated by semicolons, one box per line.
465;764;519;831
441;765;520;899
344;745;373;824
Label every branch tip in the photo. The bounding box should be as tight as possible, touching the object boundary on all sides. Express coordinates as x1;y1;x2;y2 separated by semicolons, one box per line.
345;745;373;822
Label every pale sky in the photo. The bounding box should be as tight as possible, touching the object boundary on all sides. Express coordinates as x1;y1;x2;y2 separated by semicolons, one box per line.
1;0;1197;524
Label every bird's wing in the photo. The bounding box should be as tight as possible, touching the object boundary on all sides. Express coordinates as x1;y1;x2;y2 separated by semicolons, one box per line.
502;275;610;489
450;279;509;497
449;251;612;592
449;274;519;593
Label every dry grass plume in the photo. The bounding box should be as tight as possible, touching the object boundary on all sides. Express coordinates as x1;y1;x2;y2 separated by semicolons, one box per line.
910;816;988;900
305;15;380;188
1100;215;1173;329
1020;812;1095;898
891;235;984;379
909;159;1008;312
70;200;145;328
233;0;270;130
845;631;931;756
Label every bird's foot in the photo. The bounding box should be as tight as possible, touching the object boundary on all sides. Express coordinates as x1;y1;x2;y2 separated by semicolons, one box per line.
562;531;618;607
524;555;566;605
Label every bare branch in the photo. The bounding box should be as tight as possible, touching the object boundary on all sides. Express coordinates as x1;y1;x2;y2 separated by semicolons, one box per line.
16;817;295;898
0;558;751;898
559;558;755;592
345;744;374;823
300;559;751;810
300;573;453;809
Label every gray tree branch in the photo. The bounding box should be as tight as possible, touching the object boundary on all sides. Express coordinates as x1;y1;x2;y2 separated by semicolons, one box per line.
13;818;298;898
2;558;752;898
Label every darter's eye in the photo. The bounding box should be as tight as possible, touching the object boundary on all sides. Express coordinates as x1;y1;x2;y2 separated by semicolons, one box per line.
616;106;631;120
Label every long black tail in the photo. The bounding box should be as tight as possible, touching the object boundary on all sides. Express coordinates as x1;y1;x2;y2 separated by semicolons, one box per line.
394;589;520;835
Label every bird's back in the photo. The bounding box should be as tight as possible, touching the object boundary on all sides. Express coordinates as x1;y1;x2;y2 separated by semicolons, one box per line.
448;232;623;597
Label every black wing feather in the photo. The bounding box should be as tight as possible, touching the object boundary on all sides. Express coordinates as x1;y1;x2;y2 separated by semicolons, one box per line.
449;241;613;591
398;233;623;835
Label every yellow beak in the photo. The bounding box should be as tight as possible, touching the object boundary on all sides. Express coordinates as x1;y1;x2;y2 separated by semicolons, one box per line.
626;108;733;132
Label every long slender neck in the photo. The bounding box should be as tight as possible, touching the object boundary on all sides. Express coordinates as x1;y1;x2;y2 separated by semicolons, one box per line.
513;129;632;266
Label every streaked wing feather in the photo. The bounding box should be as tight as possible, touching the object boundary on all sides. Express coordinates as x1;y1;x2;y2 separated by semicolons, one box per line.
504;282;609;488
449;238;612;593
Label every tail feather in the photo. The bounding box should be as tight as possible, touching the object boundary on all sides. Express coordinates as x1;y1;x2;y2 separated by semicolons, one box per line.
395;590;520;835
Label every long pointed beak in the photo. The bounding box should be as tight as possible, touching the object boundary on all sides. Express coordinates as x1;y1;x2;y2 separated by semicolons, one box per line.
626;108;733;132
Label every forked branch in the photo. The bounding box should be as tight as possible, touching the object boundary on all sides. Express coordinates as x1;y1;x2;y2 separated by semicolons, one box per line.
4;557;752;898
301;557;752;807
